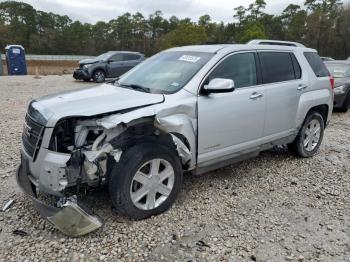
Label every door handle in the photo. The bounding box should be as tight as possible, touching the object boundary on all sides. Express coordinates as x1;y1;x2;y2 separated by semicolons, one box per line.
297;84;308;91
250;92;263;100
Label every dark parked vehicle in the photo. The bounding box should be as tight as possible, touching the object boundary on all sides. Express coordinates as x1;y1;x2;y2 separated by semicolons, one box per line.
325;61;350;112
73;51;145;83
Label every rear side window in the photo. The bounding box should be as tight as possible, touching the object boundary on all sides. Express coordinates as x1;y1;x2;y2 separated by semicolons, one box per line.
259;52;296;84
304;52;329;77
124;54;141;61
291;54;302;79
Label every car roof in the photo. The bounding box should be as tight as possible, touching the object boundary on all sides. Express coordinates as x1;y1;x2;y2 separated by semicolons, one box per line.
325;60;350;65
107;51;143;55
168;45;234;53
166;43;315;54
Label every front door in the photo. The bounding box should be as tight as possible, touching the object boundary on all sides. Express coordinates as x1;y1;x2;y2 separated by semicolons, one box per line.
106;53;124;77
198;52;266;165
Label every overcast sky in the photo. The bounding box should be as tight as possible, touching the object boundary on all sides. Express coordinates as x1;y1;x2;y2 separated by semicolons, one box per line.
3;0;307;23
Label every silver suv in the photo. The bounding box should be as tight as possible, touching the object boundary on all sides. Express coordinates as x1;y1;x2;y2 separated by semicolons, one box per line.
17;40;334;236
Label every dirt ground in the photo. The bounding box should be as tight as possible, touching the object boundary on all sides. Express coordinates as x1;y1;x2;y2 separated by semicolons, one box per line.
0;75;349;261
1;60;78;76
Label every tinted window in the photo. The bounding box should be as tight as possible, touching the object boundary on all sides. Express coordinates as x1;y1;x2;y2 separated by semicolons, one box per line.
291;53;302;79
110;54;123;62
208;52;257;88
304;52;329;77
259;52;295;84
124;54;141;61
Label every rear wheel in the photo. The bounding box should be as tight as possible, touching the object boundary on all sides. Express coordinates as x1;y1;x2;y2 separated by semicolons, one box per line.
109;143;183;219
288;111;325;157
92;70;106;83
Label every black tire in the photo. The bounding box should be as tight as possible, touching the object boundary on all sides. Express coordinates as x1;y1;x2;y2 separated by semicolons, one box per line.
92;69;106;83
109;142;183;220
338;93;350;112
288;111;325;158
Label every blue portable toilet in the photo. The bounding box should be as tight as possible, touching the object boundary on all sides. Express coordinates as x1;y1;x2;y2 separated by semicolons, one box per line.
5;45;27;75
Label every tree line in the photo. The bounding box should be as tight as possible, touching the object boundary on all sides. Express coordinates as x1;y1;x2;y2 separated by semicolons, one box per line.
0;0;349;59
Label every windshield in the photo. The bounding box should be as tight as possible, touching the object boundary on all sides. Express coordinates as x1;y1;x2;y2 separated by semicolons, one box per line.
96;52;112;61
116;51;214;94
326;64;350;78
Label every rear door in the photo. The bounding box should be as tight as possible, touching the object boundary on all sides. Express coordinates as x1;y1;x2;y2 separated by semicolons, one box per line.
120;53;142;74
258;51;305;137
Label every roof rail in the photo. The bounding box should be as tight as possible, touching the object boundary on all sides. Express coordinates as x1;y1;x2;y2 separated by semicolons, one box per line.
247;39;305;47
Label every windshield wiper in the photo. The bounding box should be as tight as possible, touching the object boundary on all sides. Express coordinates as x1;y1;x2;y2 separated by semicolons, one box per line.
118;83;151;93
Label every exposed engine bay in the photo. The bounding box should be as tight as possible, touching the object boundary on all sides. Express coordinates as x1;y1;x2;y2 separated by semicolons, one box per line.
46;107;194;194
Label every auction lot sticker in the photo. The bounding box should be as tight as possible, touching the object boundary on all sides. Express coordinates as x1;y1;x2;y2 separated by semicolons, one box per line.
178;55;201;63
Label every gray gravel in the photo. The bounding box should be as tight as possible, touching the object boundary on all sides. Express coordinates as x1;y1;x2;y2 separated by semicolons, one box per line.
0;75;349;261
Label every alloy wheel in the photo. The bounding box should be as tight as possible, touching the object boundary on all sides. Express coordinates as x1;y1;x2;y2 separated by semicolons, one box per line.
130;159;175;210
303;119;321;151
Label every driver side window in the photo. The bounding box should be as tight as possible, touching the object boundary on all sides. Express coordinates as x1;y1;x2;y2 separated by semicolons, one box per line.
208;52;257;88
110;54;123;62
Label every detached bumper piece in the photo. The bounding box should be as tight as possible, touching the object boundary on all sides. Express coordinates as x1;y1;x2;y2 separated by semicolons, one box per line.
16;158;102;237
73;69;90;80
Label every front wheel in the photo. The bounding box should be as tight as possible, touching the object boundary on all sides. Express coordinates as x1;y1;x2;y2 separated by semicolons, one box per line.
92;70;106;83
109;143;183;219
288;111;325;158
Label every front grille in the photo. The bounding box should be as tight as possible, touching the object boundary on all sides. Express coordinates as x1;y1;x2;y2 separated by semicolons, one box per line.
22;114;44;159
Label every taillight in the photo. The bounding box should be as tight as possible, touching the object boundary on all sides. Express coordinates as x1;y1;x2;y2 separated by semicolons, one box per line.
329;75;335;90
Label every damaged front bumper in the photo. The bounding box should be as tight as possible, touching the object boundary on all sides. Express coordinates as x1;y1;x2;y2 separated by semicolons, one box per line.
16;155;103;237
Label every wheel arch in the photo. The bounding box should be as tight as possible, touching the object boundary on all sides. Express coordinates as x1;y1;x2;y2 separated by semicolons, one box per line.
108;117;192;170
307;104;329;126
92;67;106;77
296;89;332;128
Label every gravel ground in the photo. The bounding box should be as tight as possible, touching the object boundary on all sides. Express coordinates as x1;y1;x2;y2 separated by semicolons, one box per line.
0;75;349;261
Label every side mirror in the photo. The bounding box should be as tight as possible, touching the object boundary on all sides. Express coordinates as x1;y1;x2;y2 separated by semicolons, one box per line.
203;78;235;94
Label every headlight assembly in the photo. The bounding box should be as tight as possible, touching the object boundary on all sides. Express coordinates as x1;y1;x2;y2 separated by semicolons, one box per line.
83;64;92;70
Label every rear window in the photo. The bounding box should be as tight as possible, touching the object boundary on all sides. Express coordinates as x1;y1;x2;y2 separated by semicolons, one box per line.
259;52;296;84
304;52;329;77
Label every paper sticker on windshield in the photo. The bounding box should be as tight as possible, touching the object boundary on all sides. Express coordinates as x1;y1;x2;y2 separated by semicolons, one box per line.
178;55;201;63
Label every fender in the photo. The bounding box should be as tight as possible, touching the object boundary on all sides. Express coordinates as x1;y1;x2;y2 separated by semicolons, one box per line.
296;89;332;128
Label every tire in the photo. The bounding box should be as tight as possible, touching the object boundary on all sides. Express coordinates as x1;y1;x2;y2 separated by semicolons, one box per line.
288;111;325;158
109;142;183;220
338;93;350;112
92;70;106;83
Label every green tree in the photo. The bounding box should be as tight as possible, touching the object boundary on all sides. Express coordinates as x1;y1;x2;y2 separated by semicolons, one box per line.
281;4;307;42
162;23;207;49
239;22;266;43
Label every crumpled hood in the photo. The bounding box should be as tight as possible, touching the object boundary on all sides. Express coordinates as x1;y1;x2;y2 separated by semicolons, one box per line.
32;83;164;127
79;58;100;65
